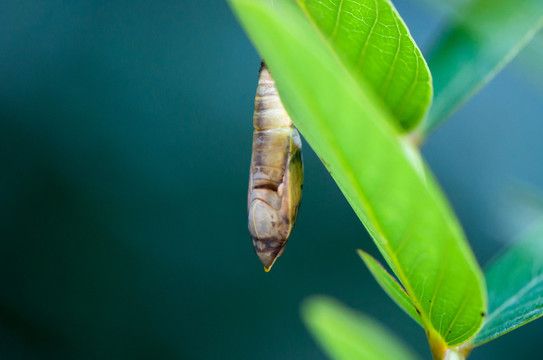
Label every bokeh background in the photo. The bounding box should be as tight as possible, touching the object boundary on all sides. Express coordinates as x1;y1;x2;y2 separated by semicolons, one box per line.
1;0;542;359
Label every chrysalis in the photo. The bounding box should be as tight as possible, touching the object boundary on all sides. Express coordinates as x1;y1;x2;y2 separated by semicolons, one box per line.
248;62;303;272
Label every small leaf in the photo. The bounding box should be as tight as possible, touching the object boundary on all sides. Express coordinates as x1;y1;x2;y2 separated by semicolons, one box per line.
358;250;422;326
303;297;419;360
473;222;543;346
422;0;543;134
229;0;486;346
298;0;432;131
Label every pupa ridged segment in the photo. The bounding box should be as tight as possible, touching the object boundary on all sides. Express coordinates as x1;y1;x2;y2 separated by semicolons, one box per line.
248;63;303;272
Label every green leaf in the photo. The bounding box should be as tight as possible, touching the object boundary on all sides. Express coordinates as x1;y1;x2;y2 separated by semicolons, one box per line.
298;0;432;131
422;0;543;133
303;297;419;360
229;0;486;347
473;222;543;346
358;250;422;326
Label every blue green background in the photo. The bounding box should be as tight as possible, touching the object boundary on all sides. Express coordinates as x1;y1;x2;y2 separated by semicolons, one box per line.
1;1;542;358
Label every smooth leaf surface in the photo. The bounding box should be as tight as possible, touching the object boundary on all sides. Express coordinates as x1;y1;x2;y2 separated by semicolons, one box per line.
230;0;486;346
298;0;432;131
473;222;543;346
358;250;422;326
303;297;419;360
422;0;543;133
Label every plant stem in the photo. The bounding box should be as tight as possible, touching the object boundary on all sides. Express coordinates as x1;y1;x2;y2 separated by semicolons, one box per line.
428;329;472;360
443;349;466;360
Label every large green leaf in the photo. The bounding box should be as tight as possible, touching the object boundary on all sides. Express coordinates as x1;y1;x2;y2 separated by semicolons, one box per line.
422;0;543;133
303;297;419;360
358;250;422;326
229;0;486;347
298;0;432;131
473;222;543;346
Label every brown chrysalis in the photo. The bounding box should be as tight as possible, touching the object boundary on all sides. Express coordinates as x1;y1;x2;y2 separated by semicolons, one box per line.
248;63;303;272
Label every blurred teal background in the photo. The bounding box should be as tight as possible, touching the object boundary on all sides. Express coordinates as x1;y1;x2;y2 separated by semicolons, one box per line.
0;1;542;359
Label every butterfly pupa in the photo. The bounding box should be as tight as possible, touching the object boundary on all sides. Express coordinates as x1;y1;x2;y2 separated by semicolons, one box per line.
248;63;303;272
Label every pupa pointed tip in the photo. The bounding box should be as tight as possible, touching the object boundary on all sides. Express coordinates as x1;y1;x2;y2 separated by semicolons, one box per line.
257;252;279;272
256;247;283;272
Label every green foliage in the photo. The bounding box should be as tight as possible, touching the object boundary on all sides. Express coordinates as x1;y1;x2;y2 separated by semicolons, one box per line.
358;250;422;326
298;0;432;130
229;0;486;348
303;297;419;360
474;222;543;346
229;0;543;358
423;0;543;133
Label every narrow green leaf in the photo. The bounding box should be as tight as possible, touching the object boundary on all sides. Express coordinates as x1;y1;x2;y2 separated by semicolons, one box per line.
358;250;422;326
298;0;432;131
473;222;543;346
303;297;419;360
229;0;486;346
422;0;543;133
